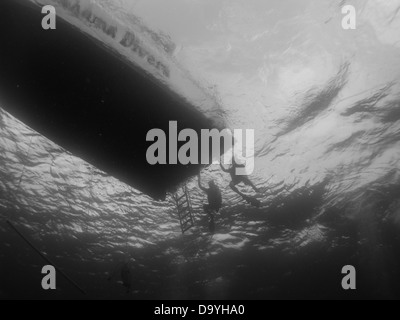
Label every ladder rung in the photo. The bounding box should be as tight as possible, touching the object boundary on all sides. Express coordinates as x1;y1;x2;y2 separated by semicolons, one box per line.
182;224;193;233
182;219;193;228
181;225;192;234
177;201;188;209
180;210;191;220
181;220;192;228
177;193;186;202
177;196;187;204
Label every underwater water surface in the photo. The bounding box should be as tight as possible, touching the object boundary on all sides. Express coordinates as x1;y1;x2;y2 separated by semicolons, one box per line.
1;0;400;300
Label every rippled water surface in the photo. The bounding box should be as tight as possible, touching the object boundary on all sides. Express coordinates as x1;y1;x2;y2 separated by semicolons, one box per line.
1;0;400;299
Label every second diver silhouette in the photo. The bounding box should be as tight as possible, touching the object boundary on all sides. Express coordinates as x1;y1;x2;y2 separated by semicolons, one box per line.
198;173;222;234
108;260;134;294
220;157;261;208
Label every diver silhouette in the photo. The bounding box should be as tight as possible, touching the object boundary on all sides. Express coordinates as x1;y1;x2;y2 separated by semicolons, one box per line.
198;173;222;233
220;157;261;208
120;262;132;293
108;260;134;294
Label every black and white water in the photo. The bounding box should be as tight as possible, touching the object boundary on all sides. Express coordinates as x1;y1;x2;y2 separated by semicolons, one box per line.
1;0;400;299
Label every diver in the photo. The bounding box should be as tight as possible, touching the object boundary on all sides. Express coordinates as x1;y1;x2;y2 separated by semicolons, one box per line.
220;157;261;207
198;173;222;233
108;260;134;294
120;262;132;293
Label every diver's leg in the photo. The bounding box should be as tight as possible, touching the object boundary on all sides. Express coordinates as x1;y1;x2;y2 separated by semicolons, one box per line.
230;181;247;199
208;213;215;234
243;177;259;193
230;181;260;207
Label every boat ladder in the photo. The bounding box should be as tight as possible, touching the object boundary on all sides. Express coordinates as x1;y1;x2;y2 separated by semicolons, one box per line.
173;185;195;234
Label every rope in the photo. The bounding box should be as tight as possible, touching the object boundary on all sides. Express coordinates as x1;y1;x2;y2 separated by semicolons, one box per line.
6;220;86;295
